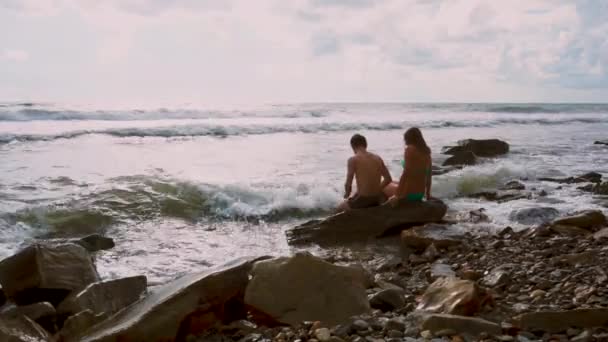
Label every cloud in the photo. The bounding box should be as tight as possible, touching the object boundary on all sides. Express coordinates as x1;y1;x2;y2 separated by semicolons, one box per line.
1;49;29;62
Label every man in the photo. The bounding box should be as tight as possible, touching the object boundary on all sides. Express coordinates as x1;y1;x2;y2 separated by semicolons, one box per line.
337;134;392;212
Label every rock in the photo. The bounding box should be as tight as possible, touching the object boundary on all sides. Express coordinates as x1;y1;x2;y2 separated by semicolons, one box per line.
443;151;477;166
422;244;439;261
468;190;530;203
57;275;147;316
315;328;331;341
468;208;489;223
530;290;546;299
552;210;607;230
76;256;268;342
353;319;370;331
430;263;456;280
75;234;115;252
514;308;608;333
508;207;560;225
596;140;608;146
59;310;106;342
0;243;100;306
417;278;491;316
0;301;55;321
442;139;509;157
401;224;463;252
549;224;591;237
593;228;608;240
286;199;448;246
420;314;501;336
552;251;595;266
369;288;405;312
0;315;51;342
501;181;526;191
245;253;370;326
579;182;608;195
385;317;406;332
482;268;510;288
539;172;602;184
0;286;5;307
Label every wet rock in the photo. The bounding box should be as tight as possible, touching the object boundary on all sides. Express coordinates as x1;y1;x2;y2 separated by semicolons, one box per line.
539;172;602;184
0;301;55;321
245;253;370;326
595;140;608;146
76;256;267;342
57;275;147;316
420;314;501;336
549;224;591;237
417;278;491;316
443;151;477;166
75;234;115;252
286;199;448;246
514;308;608;333
0;243;100;306
468;208;489;223
0;315;51;342
369;288;405;312
552;210;607;230
469;190;530;203
442;139;509;157
401;224;463;252
501;181;526;191
508;207;560;225
579;182;608;195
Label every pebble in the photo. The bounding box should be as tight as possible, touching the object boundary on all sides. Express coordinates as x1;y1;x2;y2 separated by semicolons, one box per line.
314;328;331;342
387;330;403;338
530;289;546;298
421;330;433;339
353;320;370;331
385;317;406;332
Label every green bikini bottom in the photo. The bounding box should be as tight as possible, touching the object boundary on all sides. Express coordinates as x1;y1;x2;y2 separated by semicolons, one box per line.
406;193;425;202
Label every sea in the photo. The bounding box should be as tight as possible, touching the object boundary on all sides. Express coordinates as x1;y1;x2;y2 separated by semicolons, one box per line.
1;102;607;284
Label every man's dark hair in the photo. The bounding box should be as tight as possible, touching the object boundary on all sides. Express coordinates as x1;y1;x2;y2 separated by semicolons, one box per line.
350;134;367;149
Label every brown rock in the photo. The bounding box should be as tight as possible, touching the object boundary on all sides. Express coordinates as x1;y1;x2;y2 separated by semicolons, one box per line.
552;251;595;266
76;256;268;342
0;243;99;306
442;139;509;157
443;151;477;166
0;302;55;321
552;210;607;230
514;309;608;333
550;224;591;237
593;228;608;240
286;199;448;246
244;253;370;326
57;275;147;316
417;278;491;316
420;314;501;336
401;224;463;252
60;310;106;342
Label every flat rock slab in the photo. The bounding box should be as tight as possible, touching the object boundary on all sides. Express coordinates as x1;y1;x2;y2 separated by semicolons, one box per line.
420;313;501;336
77;256;269;342
514;308;608;333
0;315;50;342
244;253;370;326
286;199;447;246
401;223;464;252
552;210;607;229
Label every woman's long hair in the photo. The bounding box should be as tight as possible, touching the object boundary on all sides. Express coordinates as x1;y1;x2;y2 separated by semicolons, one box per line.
404;127;431;155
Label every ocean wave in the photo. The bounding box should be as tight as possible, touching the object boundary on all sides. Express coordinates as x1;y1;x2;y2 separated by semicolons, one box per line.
5;176;341;235
2;116;607;144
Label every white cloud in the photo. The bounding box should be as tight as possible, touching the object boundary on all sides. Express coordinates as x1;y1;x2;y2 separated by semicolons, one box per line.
1;49;29;62
1;0;608;104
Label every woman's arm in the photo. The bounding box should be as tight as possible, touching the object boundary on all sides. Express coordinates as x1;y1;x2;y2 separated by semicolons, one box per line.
395;147;413;198
425;157;432;199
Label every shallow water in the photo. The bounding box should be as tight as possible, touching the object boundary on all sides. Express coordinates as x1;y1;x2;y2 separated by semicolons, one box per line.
1;103;607;283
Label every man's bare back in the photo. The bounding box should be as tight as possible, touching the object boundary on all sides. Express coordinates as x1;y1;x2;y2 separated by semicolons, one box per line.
339;134;392;212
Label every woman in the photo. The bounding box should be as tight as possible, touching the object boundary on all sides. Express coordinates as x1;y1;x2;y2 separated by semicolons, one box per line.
384;127;433;204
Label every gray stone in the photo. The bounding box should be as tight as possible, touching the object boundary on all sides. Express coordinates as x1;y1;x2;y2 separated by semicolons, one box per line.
514;308;608;333
509;207;560;225
443;151;477;166
369;289;405;312
245;253;370;326
0;243;99;305
442;139;509;157
353;319;370;331
430;263;456;280
482;268;510;288
0;301;55;321
76;234;115;252
60;310;106;342
57;275;147;316
0;315;50;342
385;317;406;332
401;224;463;252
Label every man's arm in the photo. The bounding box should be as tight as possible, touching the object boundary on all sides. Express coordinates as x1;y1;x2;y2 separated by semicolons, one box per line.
344;157;355;199
379;158;392;189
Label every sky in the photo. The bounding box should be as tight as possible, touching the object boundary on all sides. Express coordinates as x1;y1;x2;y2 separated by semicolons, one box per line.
1;0;608;106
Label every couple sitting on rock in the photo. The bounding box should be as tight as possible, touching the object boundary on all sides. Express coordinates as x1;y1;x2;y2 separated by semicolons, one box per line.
337;127;434;212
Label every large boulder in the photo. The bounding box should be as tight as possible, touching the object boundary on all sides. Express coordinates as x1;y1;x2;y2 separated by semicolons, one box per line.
417;278;491;316
508;207;560;225
552;210;607;230
0;315;50;342
244;253;370;326
75;256;268;342
442;139;509;157
442;151;477;166
57;275;147;317
286;199;447;246
401;224;463;252
514;309;608;333
0;243;100;306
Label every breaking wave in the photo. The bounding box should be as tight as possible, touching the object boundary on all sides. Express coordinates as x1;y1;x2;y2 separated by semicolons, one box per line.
2;116;607;145
4;176;340;235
